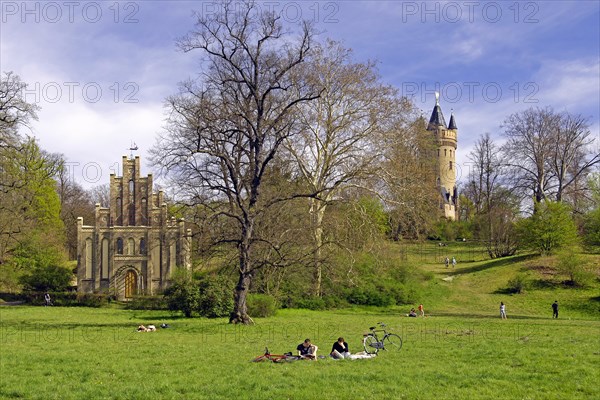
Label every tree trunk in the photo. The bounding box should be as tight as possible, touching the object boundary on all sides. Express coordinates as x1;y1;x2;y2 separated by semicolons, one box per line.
230;271;253;324
230;226;254;324
309;198;326;297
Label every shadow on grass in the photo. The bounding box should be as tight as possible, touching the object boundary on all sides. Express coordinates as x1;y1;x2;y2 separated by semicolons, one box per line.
568;295;600;316
430;312;544;320
442;254;537;277
493;287;521;295
530;279;562;289
0;313;191;331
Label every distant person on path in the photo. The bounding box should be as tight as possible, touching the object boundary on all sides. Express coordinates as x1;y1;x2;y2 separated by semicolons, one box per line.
330;337;350;359
452;257;456;268
445;257;449;268
500;302;507;319
44;293;52;306
418;304;424;317
552;300;559;318
297;339;318;360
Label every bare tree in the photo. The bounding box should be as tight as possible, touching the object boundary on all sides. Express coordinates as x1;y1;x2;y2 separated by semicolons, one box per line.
550;112;599;203
465;133;519;257
501;107;559;204
466;133;502;214
0;71;40;140
501;107;599;208
284;40;397;295
151;1;319;324
1;72;41;193
88;184;110;208
56;165;95;260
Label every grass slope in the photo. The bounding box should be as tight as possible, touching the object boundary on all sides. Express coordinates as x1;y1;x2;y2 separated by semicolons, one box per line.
1;243;598;399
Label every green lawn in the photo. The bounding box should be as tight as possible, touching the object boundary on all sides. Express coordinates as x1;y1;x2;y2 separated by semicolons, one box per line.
1;306;599;400
2;243;599;399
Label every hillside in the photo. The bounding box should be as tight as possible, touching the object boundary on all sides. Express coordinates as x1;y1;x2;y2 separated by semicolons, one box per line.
401;241;600;320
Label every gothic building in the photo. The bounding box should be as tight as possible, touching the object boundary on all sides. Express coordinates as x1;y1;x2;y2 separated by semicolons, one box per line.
77;155;190;299
427;94;459;220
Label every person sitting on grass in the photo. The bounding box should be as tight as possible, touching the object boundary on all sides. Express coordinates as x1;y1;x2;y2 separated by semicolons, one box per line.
137;325;147;332
297;338;318;360
408;308;417;317
330;337;350;359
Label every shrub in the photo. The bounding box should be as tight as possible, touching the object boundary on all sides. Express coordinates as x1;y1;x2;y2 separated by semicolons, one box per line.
19;265;73;292
517;201;579;255
196;274;234;318
76;293;112;307
506;274;528;294
556;250;595;287
292;296;327;310
125;296;168;310
345;287;395;307
164;270;200;317
246;294;278;317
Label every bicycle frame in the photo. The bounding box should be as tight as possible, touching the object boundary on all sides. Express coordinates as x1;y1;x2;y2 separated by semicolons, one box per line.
252;347;299;363
363;322;402;354
364;329;388;349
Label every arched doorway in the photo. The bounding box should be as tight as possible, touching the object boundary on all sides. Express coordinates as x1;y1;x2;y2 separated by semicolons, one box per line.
124;270;137;298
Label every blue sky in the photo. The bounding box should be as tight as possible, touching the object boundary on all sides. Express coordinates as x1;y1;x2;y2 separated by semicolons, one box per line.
1;0;599;188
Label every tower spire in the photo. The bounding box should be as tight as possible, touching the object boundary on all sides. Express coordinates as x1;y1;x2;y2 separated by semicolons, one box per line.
448;110;457;130
428;93;446;130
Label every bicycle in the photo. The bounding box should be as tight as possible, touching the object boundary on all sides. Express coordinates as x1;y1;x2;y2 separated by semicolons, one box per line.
363;322;403;354
251;347;300;363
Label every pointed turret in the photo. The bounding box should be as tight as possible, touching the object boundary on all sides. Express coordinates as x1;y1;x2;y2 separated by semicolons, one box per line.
427;92;446;130
448;113;457;130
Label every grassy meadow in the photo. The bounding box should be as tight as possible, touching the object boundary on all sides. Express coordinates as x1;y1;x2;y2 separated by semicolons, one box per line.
1;242;599;399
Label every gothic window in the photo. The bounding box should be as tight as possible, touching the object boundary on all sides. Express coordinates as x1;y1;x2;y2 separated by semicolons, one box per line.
116;238;123;254
141;198;147;225
444;149;447;157
85;238;93;279
128;179;135;225
437;149;440;157
116;197;122;225
128;238;135;255
140;238;146;255
449;161;453;170
101;238;109;279
129;203;135;226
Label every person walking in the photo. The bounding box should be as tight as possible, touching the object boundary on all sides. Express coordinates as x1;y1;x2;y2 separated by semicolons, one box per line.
418;304;424;317
552;300;559;319
451;257;456;268
445;257;449;268
500;302;507;319
44;292;52;306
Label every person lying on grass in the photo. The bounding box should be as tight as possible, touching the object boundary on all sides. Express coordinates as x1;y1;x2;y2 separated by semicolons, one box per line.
297;339;318;360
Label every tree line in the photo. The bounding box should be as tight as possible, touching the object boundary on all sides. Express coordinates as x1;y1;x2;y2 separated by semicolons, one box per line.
1;1;598;323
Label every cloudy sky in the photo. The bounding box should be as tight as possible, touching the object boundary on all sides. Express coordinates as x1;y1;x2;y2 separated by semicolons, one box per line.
1;0;599;189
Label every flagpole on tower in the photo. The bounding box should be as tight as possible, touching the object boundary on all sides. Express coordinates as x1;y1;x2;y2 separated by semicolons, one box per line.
128;141;139;159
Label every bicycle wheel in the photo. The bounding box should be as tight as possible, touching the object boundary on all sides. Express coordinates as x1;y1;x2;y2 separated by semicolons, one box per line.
363;334;379;354
383;334;402;351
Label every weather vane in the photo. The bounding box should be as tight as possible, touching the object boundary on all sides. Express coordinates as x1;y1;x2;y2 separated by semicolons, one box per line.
127;141;139;159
